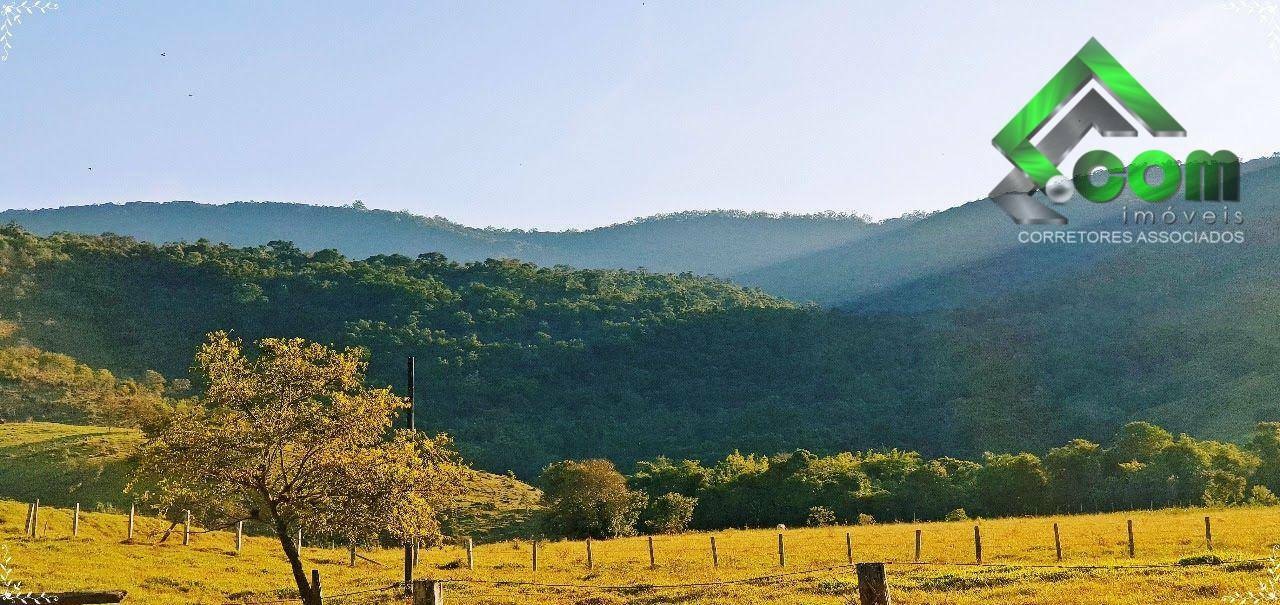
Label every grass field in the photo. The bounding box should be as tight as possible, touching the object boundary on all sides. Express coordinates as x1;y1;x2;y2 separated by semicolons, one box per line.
0;422;140;511
4;499;1280;604
4;421;1280;604
0;422;542;542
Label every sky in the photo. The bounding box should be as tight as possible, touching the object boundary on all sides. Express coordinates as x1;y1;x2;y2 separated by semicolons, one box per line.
0;1;1277;230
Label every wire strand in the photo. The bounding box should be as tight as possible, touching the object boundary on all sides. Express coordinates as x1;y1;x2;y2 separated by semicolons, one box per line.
439;562;856;590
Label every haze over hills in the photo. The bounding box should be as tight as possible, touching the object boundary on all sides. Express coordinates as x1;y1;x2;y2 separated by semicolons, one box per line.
6;153;1275;312
741;154;1280;310
0;203;903;277
0;157;1277;480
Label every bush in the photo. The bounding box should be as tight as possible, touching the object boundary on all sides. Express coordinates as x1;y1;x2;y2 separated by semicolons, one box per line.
642;493;697;534
857;513;876;526
540;460;647;539
806;506;836;527
1177;554;1224;566
943;508;969;521
1249;485;1280;506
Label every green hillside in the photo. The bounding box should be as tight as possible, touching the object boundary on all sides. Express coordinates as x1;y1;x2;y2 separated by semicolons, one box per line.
1;158;1279;480
0;203;886;276
0;421;541;542
0;227;954;476
0;422;138;511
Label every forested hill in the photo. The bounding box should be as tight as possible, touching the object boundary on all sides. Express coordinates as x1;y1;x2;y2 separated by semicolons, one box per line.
0;227;938;477
0;203;890;276
4;162;1280;478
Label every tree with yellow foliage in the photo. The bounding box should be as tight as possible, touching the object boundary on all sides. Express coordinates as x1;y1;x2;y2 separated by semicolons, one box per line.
134;332;468;605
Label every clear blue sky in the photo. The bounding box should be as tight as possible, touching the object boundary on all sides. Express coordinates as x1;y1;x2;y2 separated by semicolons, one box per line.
1;1;1276;229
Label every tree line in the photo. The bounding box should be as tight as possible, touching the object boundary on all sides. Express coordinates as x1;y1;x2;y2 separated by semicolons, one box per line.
539;421;1280;538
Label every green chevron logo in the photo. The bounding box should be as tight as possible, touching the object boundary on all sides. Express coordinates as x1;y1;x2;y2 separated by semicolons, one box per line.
991;38;1239;225
993;38;1185;189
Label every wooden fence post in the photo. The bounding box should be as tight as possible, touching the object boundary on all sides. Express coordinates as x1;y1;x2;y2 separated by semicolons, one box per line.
311;569;321;603
31;499;39;538
1053;523;1062;562
73;503;80;537
24;502;33;536
183;510;191;546
348;542;356;567
856;562;890;605
585;538;593;570
778;533;786;567
648;535;656;569
846;532;853;565
1126;519;1135;558
711;536;718;567
1205;516;1213;552
532;540;538;571
236;521;244;552
412;579;443;605
914;529;921;562
973;525;982;564
127;503;135;541
466;538;474;570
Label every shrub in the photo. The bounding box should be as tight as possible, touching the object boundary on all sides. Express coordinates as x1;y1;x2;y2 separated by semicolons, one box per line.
540;459;648;539
1249;485;1280;506
857;513;876;526
943;508;969;521
806;506;836;527
642;493;697;534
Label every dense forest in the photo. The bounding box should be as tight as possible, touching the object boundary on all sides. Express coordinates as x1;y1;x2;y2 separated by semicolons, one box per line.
3;156;1280;479
0;225;958;476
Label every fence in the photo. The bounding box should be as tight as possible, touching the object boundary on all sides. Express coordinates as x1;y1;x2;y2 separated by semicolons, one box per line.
11;499;1270;604
402;554;1274;605
11;498;1246;563
431;516;1220;572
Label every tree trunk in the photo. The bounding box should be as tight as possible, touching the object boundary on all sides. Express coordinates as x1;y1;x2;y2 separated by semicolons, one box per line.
271;512;317;605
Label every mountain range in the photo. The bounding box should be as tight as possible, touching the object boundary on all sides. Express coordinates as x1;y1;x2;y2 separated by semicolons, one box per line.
0;155;1277;478
8;153;1275;311
0;203;907;279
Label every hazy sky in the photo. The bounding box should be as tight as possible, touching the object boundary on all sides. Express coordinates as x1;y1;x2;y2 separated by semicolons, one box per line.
1;1;1276;229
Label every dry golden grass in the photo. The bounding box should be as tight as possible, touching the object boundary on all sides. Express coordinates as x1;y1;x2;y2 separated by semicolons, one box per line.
4;499;1280;604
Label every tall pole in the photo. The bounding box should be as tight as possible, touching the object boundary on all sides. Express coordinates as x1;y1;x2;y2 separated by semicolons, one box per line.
406;356;416;430
404;356;416;592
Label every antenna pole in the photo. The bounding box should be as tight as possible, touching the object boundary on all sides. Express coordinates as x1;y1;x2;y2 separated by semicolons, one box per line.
403;355;416;591
406;356;416;429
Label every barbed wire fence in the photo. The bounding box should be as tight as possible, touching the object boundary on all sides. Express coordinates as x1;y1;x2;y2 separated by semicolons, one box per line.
12;499;1280;604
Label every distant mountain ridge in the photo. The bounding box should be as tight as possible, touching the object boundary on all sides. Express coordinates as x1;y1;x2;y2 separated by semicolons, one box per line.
740;153;1280;310
6;153;1275;312
0;202;904;277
